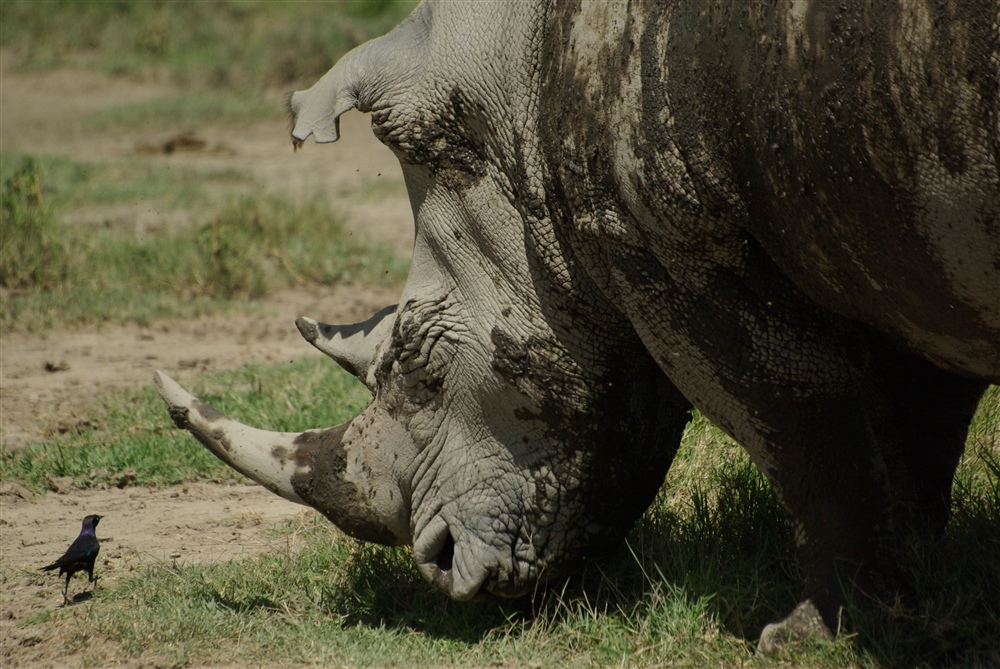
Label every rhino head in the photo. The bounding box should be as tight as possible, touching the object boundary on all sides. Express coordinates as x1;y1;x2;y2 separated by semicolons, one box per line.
156;1;691;601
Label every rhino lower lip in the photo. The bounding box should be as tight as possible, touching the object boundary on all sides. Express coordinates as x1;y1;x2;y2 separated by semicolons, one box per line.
418;561;454;594
419;561;494;602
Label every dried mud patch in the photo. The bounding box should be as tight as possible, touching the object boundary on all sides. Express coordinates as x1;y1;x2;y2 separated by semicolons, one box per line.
0;284;401;450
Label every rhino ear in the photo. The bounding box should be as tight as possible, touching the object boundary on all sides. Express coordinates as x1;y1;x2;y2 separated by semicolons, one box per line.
296;305;397;390
288;10;428;146
287;51;364;145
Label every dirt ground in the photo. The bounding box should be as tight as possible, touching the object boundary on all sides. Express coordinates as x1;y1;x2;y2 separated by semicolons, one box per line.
1;62;414;666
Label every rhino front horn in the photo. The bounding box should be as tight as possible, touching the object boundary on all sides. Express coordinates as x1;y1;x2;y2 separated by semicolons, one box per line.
153;371;316;504
153;371;413;546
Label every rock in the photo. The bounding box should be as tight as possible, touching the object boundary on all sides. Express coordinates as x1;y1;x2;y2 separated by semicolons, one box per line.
0;481;36;501
44;475;75;494
113;468;138;489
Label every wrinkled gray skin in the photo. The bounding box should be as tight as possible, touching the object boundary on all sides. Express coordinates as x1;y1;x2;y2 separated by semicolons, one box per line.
156;0;999;653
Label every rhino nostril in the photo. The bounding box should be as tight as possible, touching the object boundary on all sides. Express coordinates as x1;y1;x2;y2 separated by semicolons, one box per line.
434;533;455;572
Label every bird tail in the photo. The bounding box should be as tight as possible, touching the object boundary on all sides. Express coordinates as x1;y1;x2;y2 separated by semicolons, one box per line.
40;563;59;572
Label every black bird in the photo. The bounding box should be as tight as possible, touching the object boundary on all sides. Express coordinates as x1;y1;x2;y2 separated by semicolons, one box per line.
41;514;102;604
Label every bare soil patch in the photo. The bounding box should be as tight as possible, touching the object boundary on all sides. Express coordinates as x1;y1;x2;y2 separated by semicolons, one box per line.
0;283;400;449
2;62;413;667
1;480;322;668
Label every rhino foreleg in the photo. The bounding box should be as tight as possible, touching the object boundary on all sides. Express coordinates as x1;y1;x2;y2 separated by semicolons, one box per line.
751;392;898;646
863;344;988;538
603;243;902;652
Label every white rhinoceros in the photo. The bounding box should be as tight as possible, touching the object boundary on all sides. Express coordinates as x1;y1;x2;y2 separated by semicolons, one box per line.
155;0;999;652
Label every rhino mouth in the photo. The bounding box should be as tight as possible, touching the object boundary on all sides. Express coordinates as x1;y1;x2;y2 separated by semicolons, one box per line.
414;516;532;601
416;530;477;600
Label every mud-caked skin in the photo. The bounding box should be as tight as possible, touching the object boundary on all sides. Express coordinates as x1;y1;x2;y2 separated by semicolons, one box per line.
155;0;999;653
534;0;997;639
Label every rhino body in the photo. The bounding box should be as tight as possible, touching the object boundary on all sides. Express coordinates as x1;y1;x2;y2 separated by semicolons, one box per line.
157;0;999;650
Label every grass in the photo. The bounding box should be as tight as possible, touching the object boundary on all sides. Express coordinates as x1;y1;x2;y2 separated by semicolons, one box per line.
2;1;419;133
0;357;374;491
5;370;998;667
81;89;283;132
1;1;419;93
0;152;253;212
0;156;408;330
0;156;67;290
68;516;533;667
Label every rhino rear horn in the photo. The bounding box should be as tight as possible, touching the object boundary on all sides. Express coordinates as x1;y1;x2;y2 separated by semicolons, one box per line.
295;304;396;390
288;10;427;145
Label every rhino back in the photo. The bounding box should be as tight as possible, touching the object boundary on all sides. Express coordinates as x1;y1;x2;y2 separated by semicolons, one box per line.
539;0;1000;378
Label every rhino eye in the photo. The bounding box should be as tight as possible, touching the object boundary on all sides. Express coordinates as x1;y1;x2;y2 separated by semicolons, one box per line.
379;297;466;406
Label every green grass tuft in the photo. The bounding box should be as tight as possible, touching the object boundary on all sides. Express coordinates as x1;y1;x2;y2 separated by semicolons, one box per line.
0;157;70;290
1;0;419;92
1;358;373;491
1;157;407;330
1;151;254;212
67;515;528;667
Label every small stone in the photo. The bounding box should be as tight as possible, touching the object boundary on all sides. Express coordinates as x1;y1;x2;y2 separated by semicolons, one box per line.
44;475;75;494
113;468;138;489
0;481;36;501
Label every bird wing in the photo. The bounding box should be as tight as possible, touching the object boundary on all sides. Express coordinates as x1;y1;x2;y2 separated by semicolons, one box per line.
41;534;99;570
